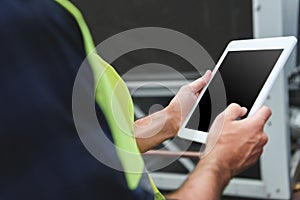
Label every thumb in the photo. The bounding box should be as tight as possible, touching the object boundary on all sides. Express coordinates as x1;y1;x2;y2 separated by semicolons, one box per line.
189;70;211;94
224;103;248;121
249;106;272;125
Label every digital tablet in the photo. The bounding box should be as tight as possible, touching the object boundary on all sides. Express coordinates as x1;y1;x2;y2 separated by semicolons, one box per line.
177;36;297;143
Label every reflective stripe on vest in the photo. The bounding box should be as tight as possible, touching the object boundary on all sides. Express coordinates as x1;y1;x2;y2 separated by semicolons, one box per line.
55;0;164;199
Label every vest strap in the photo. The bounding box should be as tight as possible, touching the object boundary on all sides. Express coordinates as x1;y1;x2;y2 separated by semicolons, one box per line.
55;1;164;199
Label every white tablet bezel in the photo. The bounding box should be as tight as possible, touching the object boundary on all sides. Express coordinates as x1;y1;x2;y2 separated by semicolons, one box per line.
177;36;297;143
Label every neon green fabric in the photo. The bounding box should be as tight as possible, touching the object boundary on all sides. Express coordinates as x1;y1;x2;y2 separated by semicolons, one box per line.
55;0;165;199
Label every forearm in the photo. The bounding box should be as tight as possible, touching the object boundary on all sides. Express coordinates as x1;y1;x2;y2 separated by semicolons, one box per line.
166;158;231;200
134;108;179;153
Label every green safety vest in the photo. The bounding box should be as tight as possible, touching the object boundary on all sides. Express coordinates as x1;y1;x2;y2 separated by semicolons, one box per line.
55;0;164;199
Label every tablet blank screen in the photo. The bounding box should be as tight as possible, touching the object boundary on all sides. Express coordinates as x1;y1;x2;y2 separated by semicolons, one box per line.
186;49;283;132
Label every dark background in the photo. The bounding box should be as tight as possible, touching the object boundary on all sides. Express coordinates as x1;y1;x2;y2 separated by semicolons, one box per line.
71;0;253;74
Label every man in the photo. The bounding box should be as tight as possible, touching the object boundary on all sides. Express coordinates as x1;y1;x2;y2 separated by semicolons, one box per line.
0;0;270;199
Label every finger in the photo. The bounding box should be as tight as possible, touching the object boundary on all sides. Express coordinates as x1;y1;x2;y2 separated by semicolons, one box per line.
189;70;211;93
250;106;272;126
224;103;248;121
260;133;268;146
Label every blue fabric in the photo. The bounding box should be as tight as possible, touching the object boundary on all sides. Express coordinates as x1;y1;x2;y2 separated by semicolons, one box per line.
0;0;153;199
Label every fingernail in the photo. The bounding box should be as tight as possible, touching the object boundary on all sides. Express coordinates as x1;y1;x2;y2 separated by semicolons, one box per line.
204;70;211;77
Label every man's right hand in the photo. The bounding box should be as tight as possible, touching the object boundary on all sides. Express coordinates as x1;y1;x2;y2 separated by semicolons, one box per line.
166;103;271;200
203;103;271;179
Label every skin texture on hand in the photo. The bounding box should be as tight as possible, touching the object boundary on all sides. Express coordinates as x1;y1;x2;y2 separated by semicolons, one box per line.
134;70;212;152
204;104;271;177
166;70;212;128
166;104;271;200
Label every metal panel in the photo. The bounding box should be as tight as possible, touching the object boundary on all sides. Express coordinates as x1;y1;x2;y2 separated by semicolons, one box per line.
223;0;299;198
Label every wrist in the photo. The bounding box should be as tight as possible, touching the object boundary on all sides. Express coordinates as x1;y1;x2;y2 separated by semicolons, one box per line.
197;156;232;187
167;158;231;200
163;106;181;138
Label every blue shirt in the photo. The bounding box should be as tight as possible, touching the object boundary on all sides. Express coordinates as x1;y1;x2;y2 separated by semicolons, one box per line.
0;0;153;199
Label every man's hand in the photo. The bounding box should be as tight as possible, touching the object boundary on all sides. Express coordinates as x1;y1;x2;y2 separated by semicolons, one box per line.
165;70;212;131
204;103;271;178
134;70;211;152
166;104;271;200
